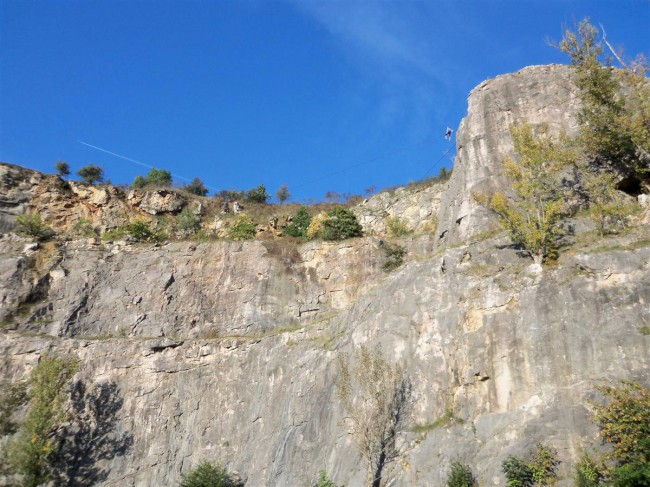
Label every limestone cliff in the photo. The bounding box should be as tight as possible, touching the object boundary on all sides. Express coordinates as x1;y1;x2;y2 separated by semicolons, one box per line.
1;64;649;487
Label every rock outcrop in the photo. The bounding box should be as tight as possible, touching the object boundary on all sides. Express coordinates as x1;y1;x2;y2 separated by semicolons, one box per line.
1;64;649;487
437;64;580;246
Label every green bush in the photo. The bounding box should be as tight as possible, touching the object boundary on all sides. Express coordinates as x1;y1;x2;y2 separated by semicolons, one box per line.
315;470;337;487
179;461;240;487
283;206;312;238
382;243;406;272
77;164;104;185
575;454;604;487
245;184;270;204
320;206;363;241
124;220;166;243
502;455;534;487
215;190;245;202
228;214;257;240
446;461;478;487
6;355;78;487
15;213;51;241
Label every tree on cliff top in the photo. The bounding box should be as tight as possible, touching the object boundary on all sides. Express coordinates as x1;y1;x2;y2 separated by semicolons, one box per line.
77;164;104;185
475;123;576;264
559;18;650;179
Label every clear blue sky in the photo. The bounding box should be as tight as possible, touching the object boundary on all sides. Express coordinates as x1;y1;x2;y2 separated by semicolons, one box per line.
1;1;649;202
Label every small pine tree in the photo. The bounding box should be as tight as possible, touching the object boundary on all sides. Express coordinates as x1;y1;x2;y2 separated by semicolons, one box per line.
55;161;70;176
228;214;257;240
77;164;104;185
15;213;51;241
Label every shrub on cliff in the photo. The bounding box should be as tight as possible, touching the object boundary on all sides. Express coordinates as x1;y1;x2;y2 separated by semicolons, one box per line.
5;355;78;487
283;206;311;238
15;213;52;241
445;461;478;487
320;206;363;241
55;161;70;177
179;461;240;487
228;214;256;240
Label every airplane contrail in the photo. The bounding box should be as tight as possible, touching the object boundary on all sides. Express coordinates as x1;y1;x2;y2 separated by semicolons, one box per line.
77;140;201;185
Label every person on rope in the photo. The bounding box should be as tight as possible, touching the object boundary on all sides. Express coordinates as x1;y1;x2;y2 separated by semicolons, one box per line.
445;127;453;141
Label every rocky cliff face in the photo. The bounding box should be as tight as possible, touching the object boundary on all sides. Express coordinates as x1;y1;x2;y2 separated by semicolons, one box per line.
1;64;649;487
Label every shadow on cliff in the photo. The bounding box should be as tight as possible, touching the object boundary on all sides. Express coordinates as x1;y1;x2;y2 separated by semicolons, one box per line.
53;380;133;486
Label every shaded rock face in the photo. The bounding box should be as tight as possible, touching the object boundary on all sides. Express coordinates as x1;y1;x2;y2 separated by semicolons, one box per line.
437;64;580;246
1;65;649;487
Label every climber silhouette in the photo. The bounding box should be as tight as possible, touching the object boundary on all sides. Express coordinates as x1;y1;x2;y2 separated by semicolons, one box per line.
444;127;453;141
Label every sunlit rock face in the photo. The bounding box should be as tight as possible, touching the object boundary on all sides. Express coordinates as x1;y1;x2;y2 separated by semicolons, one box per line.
437;64;580;247
1;65;649;487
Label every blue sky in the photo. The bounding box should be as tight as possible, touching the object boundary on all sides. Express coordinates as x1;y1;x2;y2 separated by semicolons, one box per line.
1;1;649;202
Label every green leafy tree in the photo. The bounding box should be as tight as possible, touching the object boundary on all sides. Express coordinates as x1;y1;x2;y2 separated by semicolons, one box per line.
179;461;240;487
276;184;290;204
446;461;478;487
559;19;650;177
145;168;173;187
321;206;363;241
216;190;245;202
475;124;576;264
583;171;637;236
592;381;650;484
283;206;312;238
55;161;70;177
7;355;78;487
184;178;209;196
77;164;104;185
245;184;270;204
336;345;412;487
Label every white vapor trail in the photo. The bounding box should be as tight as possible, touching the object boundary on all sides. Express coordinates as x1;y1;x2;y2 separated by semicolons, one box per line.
77;140;199;185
